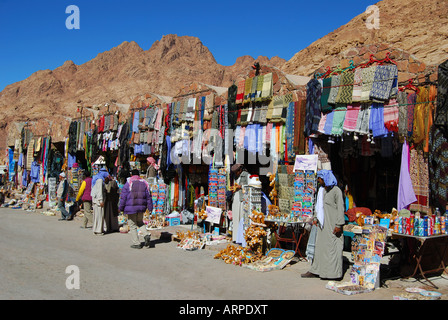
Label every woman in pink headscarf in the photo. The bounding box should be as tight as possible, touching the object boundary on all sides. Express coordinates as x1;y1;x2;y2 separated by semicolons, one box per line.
146;157;160;179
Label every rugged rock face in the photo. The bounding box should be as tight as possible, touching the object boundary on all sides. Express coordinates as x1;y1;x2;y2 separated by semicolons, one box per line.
282;0;448;76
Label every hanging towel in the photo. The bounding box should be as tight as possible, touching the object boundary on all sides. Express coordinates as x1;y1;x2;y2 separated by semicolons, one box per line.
370;64;398;102
343;103;361;132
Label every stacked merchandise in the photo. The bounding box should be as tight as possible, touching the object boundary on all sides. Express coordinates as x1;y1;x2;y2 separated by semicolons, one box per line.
350;217;388;290
151;182;167;215
393;211;447;237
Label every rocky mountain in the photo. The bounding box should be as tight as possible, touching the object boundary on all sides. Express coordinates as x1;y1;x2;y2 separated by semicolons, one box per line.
0;34;285;124
282;0;448;76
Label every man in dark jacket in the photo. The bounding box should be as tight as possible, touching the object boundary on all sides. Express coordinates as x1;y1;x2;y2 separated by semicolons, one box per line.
119;169;153;249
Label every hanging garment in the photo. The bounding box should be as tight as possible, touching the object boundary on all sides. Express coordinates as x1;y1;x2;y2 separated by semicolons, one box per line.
429;126;448;210
369;103;388;138
352;68;363;102
434;59;448;128
236;80;245;104
409;148;430;214
324;110;335;136
320;77;333;113
370;64;398;102
243;77;253;104
424;85;437;153
327;75;341;105
343;103;360;132
331;105;347;136
255;74;264;102
304;79;322;137
397;91;408;138
335;72;354;104
383;99;399;133
286;101;295;161
355;104;371;135
360;65;377;102
261;73;273;100
407;92;417;139
397;141;417;211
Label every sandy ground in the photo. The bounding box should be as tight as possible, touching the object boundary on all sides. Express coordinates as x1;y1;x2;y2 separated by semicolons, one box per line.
1;205;448;303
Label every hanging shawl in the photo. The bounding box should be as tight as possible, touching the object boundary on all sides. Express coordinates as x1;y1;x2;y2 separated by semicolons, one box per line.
335;72;354;104
360;65;377;102
243;77;253;104
383;99;399;133
286;101;295;161
397;141;417;211
407;92;417;139
397;91;408;138
370;64;398;102
355;104;371;135
261;73;273;100
327;75;341;105
270;95;284;121
352;68;363;102
250;76;258;101
304;79;322;137
228;84;238;129
320;77;333;113
318;113;327;134
412;86;429;145
236;80;245;104
434;59;448;128
255;74;264;102
331;104;347;136
343;103;360;132
369;103;388;138
429;126;448;210
323;110;335;135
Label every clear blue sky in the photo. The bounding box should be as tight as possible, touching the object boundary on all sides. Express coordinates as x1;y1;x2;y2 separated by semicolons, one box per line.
0;0;377;91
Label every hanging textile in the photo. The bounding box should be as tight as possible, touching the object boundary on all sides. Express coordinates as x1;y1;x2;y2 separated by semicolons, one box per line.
324;110;335;136
397;91;408;138
261;73;273;100
383;99;399;133
255;74;264;102
343;103;360;132
360;65;377;102
409;148;430;214
331;104;347;136
327;75;341;105
434;59;448;128
370;64;398;102
355;104;371;135
320;77;333;113
369;103;388;138
397;141;417;211
304;79;322;137
286;101;295;161
352;68;363;102
228;83;238;129
236;80;245;104
243;77;253;104
250;76;258;101
293;99;306;155
335;72;354;104
429;126;448;210
406;92;417;140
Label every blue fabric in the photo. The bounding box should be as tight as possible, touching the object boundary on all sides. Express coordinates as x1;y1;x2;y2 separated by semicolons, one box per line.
317;170;338;187
30;161;40;183
132;111;140;133
369;103;388;138
324;110;335;135
67;153;76;168
91;168;109;188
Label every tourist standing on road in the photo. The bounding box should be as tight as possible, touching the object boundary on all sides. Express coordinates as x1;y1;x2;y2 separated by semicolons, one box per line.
119;169;153;249
76;171;93;229
57;172;70;221
91;168;110;235
302;170;345;280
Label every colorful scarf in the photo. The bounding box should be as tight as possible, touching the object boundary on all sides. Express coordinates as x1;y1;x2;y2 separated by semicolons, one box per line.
352;68;363;102
383;99;399;133
320;77;333;113
243;77;253;104
407;92;417;139
335;72;354;104
397;91;408;138
327;75;341;105
369;103;388;138
255;74;264;102
355;104;371;135
360;66;377;102
343;103;360;132
331;104;347;136
261;73;273;100
370;64;398;102
236;80;245;104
